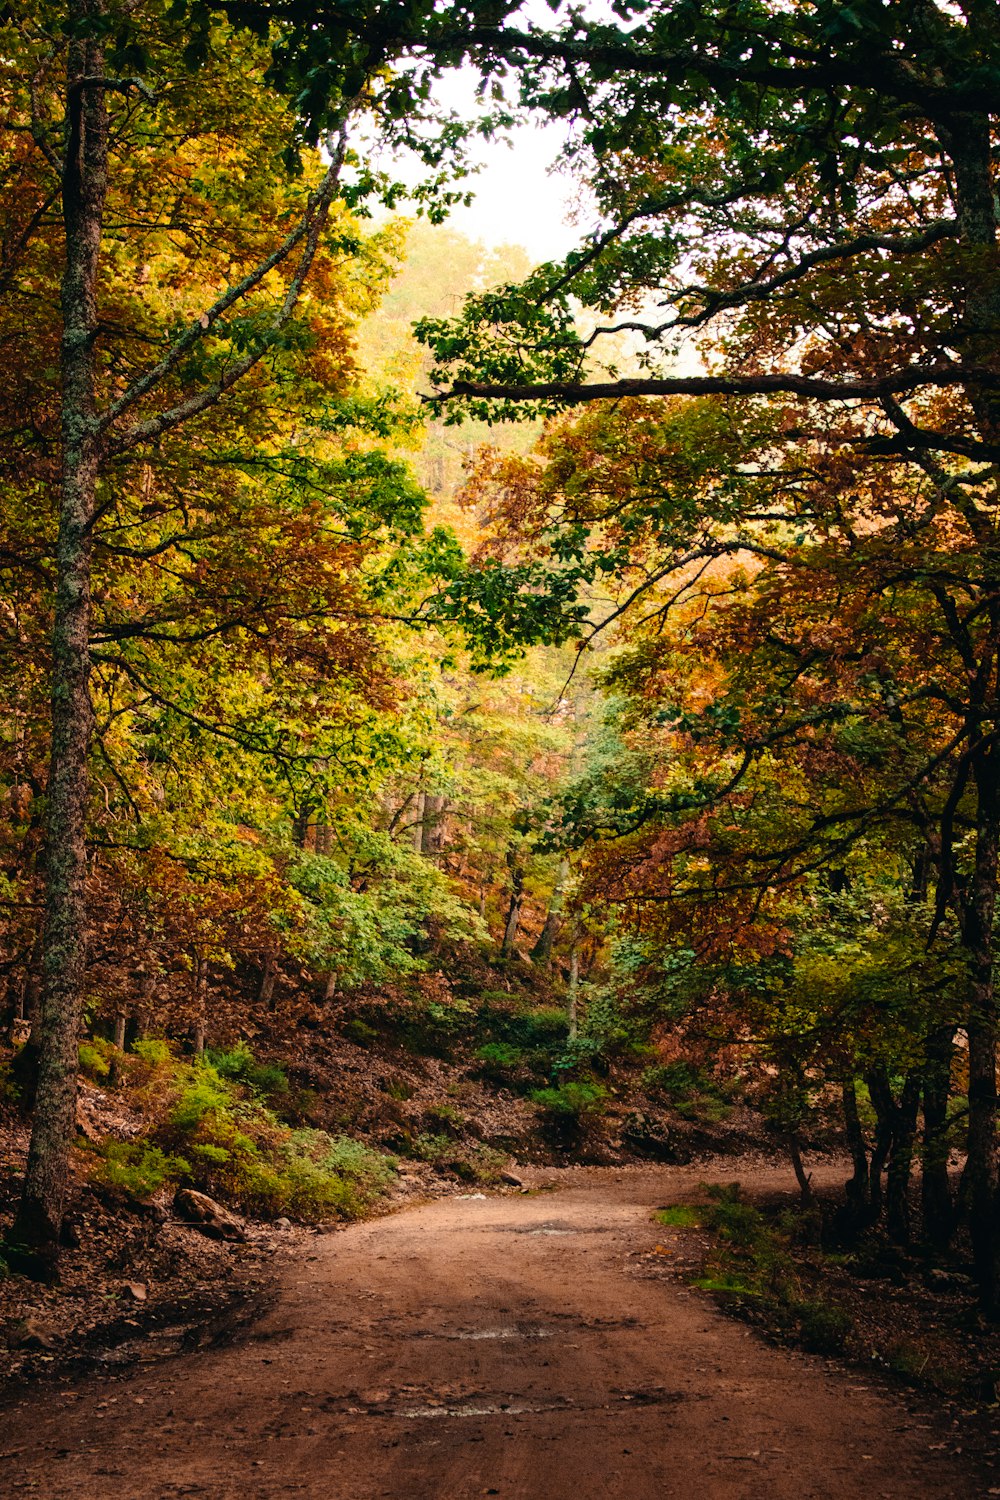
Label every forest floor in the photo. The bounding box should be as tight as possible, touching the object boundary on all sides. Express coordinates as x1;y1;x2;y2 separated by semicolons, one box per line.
0;1162;994;1500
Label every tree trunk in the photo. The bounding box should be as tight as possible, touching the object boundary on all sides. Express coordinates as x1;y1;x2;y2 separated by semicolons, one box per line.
192;951;206;1056
567;925;580;1041
422;793;446;859
963;740;1000;1310
531;858;569;967
10;8;108;1274
411;789;426;853
786;1132;813;1206
112;1012;127;1051
885;1073;921;1246
842;1080;871;1222
921;1026;955;1248
864;1068;894;1224
866;1065;921;1244
258;955;278;1009
500;857;524;960
935;72;1000;1315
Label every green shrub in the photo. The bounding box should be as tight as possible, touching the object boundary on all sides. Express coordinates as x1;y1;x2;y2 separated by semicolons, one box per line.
0;1062;20;1107
794;1298;853;1354
343;1018;379;1048
530;1079;609;1121
169;1066;235;1133
425;1102;464;1130
410;1131;453;1164
132;1037;173;1065
643;1061;732;1122
78;1044;112;1080
221;1131;397;1221
207;1042;289;1102
83;1036;397;1225
704;1184;767;1249
90;1139;190;1199
474;1041;532;1079
655;1204;703;1228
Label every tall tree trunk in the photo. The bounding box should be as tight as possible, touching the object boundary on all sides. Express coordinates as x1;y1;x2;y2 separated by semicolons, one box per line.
422;793;446;859
786;1132;813;1206
842;1079;871;1223
921;1026;955;1248
936;73;1000;1313
864;1068;894;1224
531;858;569;967
867;1064;921;1243
500;855;524;960
258;955;278;1009
411;789;426;853
885;1073;921;1246
192;950;207;1056
10;8;107;1273
963;741;1000;1310
567;921;580;1041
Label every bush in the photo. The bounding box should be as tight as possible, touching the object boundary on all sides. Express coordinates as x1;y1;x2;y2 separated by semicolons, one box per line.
642;1061;732;1122
530;1080;609;1121
0;1062;19;1107
402;1130;506;1184
169;1066;235;1134
130;1038;174;1075
794;1298;853;1354
474;1040;535;1081
90;1139;190;1200
343;1018;379;1048
83;1038;399;1225
218;1131;395;1221
207;1042;289;1103
655;1204;703;1229
79;1038;120;1082
685;1182;854;1354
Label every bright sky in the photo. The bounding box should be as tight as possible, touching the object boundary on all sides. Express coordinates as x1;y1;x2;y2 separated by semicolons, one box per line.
353;51;590;267
443;118;586;264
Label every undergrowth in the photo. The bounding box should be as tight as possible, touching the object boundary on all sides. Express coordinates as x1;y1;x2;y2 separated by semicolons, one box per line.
81;1040;396;1223
658;1184;854;1355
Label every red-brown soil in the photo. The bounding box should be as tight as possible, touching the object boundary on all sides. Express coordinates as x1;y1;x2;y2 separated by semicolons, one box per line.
0;1164;986;1499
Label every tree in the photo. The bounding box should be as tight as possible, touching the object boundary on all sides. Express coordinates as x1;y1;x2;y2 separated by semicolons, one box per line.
461;384;998;1292
0;0;440;1270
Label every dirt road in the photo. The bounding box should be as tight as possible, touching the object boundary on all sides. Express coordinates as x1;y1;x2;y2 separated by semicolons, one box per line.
0;1166;978;1499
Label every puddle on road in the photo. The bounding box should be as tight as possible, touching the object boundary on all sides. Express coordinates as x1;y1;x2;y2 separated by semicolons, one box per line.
452;1326;554;1341
393;1401;568;1419
408;1324;554;1342
329;1388;684;1421
496;1221;580;1237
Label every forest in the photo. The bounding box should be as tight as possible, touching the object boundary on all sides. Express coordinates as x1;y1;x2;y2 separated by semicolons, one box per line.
1;1;1000;1494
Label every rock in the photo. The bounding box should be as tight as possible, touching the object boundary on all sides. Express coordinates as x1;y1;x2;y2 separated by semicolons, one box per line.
273;1217;292;1231
173;1187;247;1243
500;1171;524;1188
14;1317;57;1351
123;1281;147;1302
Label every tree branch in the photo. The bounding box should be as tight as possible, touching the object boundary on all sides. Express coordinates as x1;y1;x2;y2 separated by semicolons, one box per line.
101;122;350;455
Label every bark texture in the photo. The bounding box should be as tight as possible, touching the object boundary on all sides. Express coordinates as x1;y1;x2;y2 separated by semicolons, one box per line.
10;5;107;1271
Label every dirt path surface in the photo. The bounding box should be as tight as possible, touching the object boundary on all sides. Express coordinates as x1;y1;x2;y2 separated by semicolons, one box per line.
0;1165;977;1499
